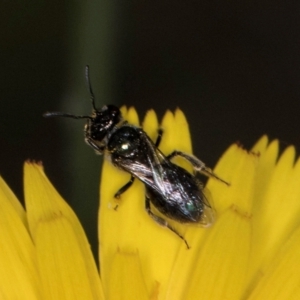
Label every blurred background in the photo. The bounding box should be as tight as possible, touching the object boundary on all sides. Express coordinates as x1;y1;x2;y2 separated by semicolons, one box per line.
1;1;300;257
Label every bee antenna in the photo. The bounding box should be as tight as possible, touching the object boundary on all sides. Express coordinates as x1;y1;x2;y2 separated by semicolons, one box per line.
43;112;91;120
85;65;97;111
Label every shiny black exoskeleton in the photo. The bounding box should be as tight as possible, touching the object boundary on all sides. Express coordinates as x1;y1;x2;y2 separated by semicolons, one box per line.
44;66;229;249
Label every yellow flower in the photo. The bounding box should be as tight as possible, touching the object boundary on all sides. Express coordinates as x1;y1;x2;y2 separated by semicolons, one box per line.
1;107;300;299
0;162;104;300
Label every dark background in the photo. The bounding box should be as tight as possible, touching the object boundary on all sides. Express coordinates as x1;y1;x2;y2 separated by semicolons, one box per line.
1;1;300;256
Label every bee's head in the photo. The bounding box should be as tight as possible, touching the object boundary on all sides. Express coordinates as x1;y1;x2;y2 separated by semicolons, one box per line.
43;104;122;153
85;104;122;144
43;66;122;153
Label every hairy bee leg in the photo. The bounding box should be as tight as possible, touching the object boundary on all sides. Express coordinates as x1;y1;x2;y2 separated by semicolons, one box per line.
167;150;230;186
155;128;163;147
145;196;190;249
114;176;135;199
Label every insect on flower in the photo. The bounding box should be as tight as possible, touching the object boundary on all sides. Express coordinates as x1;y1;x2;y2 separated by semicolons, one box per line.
44;66;229;249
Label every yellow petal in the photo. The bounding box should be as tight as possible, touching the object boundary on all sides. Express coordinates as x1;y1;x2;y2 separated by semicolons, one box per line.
248;223;300;300
251;139;278;208
155;110;174;154
0;176;27;226
120;105;127;117
185;206;251;300
173;108;192;152
207;143;256;214
247;139;278;282
24;162;104;300
0;177;41;299
254;146;295;269
142;109;159;143
251;134;269;154
125;106;140;126
107;250;149;300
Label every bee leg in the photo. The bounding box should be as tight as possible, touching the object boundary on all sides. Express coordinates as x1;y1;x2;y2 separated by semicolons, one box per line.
167;150;229;186
85;138;105;153
145;196;190;249
155;129;163;147
114;176;135;199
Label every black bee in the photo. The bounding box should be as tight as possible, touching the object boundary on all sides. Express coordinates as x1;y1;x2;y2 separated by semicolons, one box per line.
44;66;229;249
